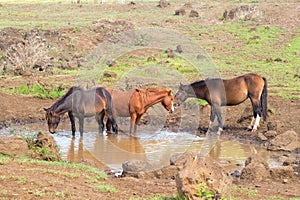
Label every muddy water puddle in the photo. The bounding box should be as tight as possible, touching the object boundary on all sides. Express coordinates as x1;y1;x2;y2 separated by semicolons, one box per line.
1;121;280;171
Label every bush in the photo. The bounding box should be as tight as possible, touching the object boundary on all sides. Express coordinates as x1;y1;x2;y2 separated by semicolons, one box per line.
3;32;50;75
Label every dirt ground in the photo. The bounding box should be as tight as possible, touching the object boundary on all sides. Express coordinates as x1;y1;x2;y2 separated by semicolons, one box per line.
0;1;300;199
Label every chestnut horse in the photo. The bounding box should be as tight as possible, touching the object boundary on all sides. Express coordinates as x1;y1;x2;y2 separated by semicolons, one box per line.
44;86;118;137
174;73;268;133
106;87;174;134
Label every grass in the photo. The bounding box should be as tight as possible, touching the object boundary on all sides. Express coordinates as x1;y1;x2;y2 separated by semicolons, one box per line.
129;195;186;200
0;1;299;99
0;153;12;165
0;153;115;194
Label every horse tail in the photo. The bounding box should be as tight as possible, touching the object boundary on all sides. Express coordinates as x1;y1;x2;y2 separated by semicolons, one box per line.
261;77;268;121
102;88;118;133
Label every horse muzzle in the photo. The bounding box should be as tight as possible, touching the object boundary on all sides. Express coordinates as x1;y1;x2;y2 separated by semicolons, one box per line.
49;128;56;134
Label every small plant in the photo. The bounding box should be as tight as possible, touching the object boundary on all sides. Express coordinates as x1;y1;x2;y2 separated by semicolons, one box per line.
72;26;80;33
22;133;37;149
95;183;117;193
196;184;215;199
0;154;12;165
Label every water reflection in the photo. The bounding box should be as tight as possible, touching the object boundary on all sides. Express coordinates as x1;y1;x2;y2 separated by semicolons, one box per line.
3;122;280;171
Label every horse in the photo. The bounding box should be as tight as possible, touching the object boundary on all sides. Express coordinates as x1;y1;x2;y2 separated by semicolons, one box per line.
106;87;175;134
174;73;268;133
44;86;118;137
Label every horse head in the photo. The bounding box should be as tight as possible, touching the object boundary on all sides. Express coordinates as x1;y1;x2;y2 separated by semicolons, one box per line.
174;83;192;107
44;108;61;134
161;90;174;113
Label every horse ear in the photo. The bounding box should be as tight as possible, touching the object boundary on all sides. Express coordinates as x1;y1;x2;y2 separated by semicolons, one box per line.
168;90;172;95
43;108;48;112
180;82;183;86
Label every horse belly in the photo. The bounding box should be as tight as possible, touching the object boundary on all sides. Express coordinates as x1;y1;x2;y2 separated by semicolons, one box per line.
225;92;248;106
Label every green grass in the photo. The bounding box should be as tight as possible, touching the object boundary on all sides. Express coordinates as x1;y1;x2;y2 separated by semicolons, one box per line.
95;183;118;193
0;153;12;165
0;83;66;99
17;156;107;179
0;1;299;101
129;194;187;200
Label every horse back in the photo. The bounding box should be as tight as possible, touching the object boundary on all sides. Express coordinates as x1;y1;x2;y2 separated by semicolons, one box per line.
223;73;265;106
107;88;136;117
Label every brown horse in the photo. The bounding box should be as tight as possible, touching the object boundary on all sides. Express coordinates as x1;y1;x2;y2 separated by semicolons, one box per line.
44;86;118;137
174;73;268;133
106;87;174;134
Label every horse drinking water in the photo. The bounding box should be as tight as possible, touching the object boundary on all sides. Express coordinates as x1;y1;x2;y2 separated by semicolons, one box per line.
44;86;118;137
174;73;268;133
106;87;174;134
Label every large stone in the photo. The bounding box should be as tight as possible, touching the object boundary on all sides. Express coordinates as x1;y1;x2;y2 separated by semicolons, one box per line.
175;153;232;199
0;136;28;157
35;132;61;161
267;130;300;152
122;160;153;173
223;5;263;21
270;166;294;180
241;154;270;182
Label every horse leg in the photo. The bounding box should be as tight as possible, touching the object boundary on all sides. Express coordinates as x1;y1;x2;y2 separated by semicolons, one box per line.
68;111;76;137
130;113;137;134
106;118;112;133
248;117;256;130
95;111;105;134
134;115;143;134
78;117;84;137
209;106;216;128
250;98;261;132
213;105;223;133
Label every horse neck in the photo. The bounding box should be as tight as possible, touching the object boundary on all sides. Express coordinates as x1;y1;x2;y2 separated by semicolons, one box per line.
142;90;168;109
52;95;73;115
190;84;208;100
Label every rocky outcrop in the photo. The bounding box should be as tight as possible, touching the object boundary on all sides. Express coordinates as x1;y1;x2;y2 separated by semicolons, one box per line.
240;154;270;182
175;153;232;199
0;136;28;157
267;130;300;152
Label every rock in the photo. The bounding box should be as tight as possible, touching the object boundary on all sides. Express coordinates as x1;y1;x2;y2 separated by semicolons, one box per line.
175;8;186;16
35;132;61;161
189;10;199;18
175;153;232;199
103;71;117;78
165;48;175;58
223;5;262;21
264;130;278;138
270;166;294;180
158;0;169;8
267;130;300;152
257;132;268;141
0;136;28;157
241;154;270;182
170;152;195;166
175;45;183;53
267;121;277;131
122;160;153;174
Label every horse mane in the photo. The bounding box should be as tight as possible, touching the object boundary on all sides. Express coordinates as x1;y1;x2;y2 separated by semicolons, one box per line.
191;78;222;88
191;80;207;88
140;87;168;93
49;86;82;110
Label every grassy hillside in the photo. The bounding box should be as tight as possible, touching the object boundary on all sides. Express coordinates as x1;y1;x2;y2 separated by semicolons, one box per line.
0;0;299;99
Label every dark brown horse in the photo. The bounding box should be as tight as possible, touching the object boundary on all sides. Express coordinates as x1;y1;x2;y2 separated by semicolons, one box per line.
106;87;174;134
174;73;268;132
44;86;118;137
